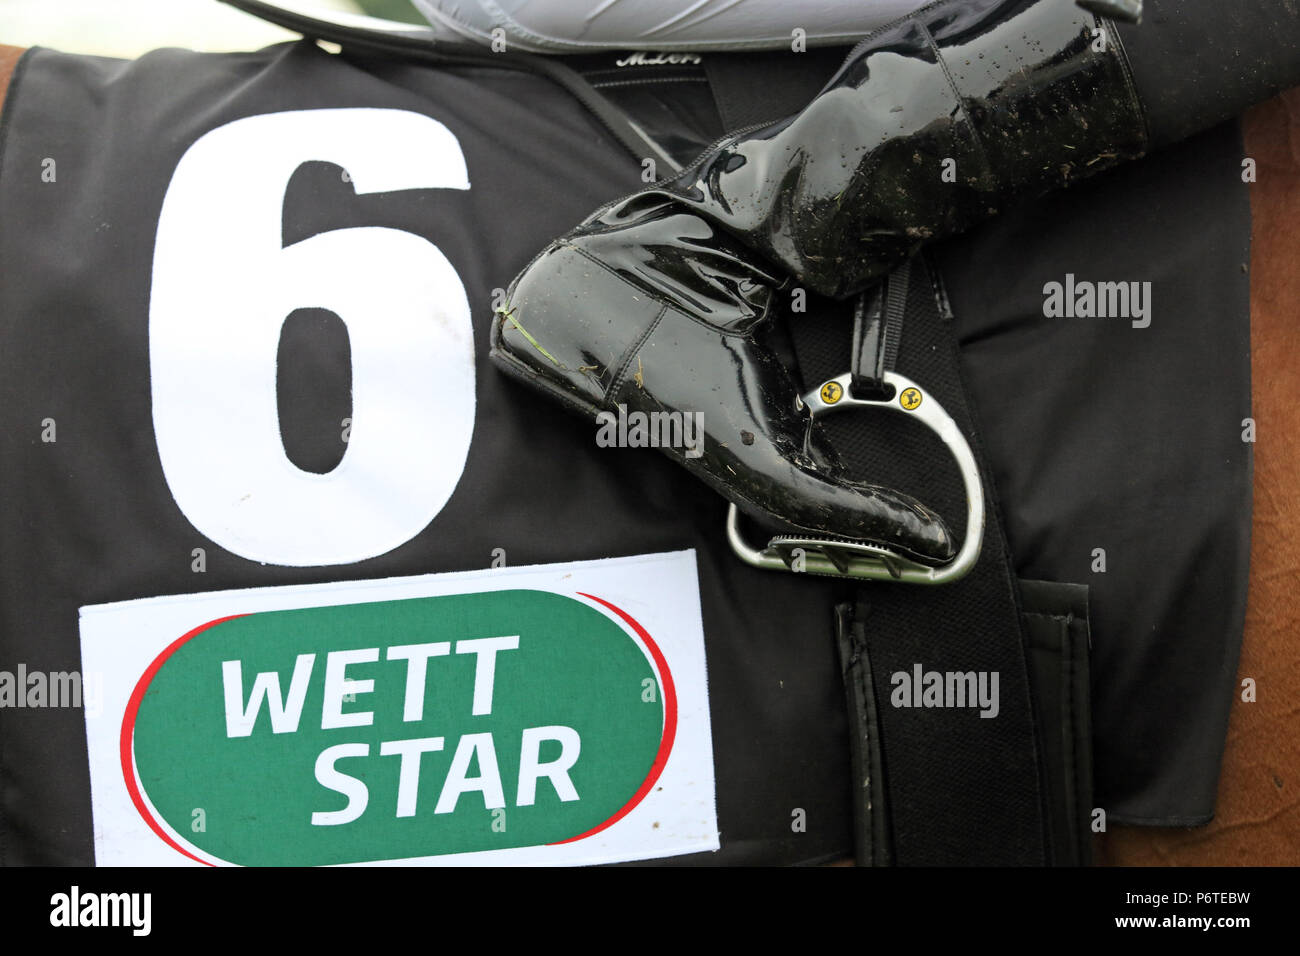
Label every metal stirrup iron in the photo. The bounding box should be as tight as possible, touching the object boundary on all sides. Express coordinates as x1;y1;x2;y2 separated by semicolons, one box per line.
726;370;985;584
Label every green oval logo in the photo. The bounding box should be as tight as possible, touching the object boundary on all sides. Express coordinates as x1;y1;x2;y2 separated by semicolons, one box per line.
120;590;673;865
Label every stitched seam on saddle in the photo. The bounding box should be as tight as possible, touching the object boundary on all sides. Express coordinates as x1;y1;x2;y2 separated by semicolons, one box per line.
582;67;702;79
607;305;667;401
850;645;873;861
1060;616;1078;863
590;77;710;89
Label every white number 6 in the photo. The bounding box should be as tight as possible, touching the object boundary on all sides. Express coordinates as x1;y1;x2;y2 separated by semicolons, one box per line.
150;109;474;566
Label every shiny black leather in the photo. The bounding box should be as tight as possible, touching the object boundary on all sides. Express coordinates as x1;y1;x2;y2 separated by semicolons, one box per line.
490;201;957;563
607;0;1150;299
491;0;1150;549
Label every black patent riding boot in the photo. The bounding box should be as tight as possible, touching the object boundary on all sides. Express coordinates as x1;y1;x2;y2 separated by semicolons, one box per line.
612;0;1300;300
490;210;957;563
615;0;1153;300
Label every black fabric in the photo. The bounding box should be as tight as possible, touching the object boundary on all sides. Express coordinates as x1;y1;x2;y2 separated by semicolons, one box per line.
788;260;1049;866
1119;0;1300;149
1021;579;1094;866
836;576;1097;867
568;52;723;169
703;46;848;133
811;260;1093;866
0;41;854;866
835;602;893;867
933;122;1252;825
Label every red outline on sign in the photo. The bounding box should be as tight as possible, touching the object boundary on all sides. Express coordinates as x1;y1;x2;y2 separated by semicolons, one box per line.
549;593;678;845
120;613;248;867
